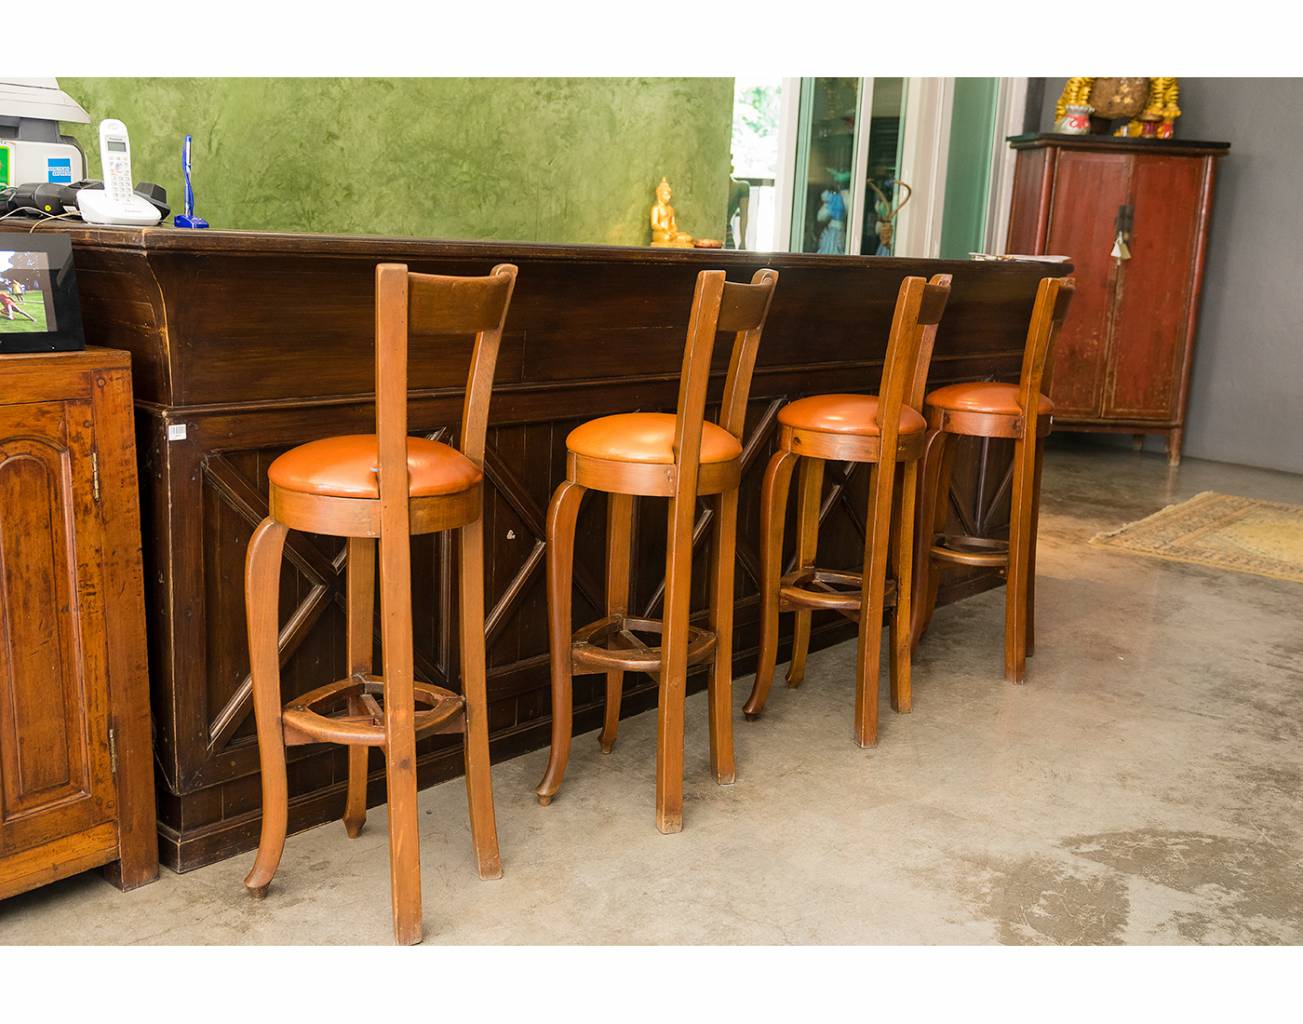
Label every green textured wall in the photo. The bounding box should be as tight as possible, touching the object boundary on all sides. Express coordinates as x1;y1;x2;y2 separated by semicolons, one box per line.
60;78;734;246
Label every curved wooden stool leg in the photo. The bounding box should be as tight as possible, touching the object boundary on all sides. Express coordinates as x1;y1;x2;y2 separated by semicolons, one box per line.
890;459;918;713
786;456;825;688
911;429;953;646
459;516;502;879
909;428;943;647
1004;433;1037;684
744;448;799;720
244;517;290;898
854;463;895;748
537;479;586;805
707;487;738;785
599;493;634;754
656;490;696;835
378;527;422;945
343;536;376;839
1025;437;1045;658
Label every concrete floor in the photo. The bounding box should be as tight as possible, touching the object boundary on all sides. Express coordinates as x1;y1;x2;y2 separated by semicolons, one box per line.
3;444;1301;945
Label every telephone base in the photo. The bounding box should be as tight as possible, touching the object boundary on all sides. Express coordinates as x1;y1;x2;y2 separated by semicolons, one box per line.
77;188;163;226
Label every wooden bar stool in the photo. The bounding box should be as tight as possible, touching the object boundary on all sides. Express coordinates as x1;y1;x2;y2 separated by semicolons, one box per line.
910;275;1074;683
536;268;778;834
744;274;951;748
243;262;517;944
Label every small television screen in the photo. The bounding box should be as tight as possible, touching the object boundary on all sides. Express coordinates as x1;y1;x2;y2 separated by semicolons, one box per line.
0;234;85;354
0;250;59;334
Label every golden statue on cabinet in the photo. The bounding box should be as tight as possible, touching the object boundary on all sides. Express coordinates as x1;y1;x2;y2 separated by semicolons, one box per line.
1055;77;1182;138
650;177;695;248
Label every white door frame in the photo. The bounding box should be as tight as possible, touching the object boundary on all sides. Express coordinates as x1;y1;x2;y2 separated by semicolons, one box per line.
985;77;1030;254
846;78;875;255
772;77;802;252
893;77;955;258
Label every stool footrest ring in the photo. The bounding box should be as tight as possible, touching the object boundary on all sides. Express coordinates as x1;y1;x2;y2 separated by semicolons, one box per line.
930;532;1011;568
281;673;465;747
778;567;898;620
571;614;717;677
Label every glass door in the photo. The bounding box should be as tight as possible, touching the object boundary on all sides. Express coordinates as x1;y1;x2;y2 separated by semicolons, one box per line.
785;77;987;257
790;78;862;255
859;78;908;255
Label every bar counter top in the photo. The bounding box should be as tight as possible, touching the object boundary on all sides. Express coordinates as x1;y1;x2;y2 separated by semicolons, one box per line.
5;223;1069;870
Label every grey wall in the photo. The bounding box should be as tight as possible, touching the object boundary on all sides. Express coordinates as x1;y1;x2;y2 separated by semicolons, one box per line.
1036;78;1303;475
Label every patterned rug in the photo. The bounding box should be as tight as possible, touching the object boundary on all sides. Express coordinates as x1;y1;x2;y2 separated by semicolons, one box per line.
1091;491;1303;584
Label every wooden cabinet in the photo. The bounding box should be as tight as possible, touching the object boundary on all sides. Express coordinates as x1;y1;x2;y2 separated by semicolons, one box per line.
0;349;157;899
1006;133;1228;463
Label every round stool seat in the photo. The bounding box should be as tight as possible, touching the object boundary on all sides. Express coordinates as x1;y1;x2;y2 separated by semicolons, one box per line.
778;393;926;436
268;434;482;498
926;381;1053;416
567;412;741;465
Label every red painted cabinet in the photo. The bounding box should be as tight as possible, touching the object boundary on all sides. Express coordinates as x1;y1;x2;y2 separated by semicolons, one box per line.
1006;134;1228;463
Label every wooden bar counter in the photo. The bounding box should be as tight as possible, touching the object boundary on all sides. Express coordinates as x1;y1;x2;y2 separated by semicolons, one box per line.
9;224;1068;870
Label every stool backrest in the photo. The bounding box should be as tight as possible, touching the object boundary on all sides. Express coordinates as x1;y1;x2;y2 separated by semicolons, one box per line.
673;267;779;490
373;262;518;510
906;274;954;413
877;273;953;461
1019;275;1075;431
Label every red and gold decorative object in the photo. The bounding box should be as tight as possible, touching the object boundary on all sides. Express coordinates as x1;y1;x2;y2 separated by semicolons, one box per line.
1090;78;1150;120
1056;104;1094;134
1055;77;1182;138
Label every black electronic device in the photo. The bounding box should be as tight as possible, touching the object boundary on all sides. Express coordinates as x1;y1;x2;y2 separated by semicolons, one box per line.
134;181;170;221
0;179;165;222
0;234;86;353
1;180;97;216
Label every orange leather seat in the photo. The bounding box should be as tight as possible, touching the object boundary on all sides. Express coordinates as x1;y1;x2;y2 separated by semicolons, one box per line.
268;434;483;499
567;412;742;465
777;394;926;436
926;381;1053;416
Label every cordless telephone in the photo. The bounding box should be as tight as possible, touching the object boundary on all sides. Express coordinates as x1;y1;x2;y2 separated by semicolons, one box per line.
76;119;162;226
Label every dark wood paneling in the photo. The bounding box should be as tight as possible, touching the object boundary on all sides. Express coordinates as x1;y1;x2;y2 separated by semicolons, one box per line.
5;225;1067;870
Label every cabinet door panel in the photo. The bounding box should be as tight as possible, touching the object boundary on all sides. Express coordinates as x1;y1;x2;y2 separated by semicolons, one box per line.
0;402;117;856
1104;156;1204;420
1044;150;1132;418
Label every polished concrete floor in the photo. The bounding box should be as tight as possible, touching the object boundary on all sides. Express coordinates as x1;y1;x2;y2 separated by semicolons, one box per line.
3;443;1301;945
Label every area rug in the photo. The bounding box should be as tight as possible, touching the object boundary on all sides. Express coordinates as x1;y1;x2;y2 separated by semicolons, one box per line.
1090;491;1303;584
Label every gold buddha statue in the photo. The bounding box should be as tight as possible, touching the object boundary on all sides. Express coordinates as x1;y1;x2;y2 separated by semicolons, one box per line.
650;177;694;248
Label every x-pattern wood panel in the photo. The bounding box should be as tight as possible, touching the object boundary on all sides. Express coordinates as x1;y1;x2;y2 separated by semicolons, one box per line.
189;396;1014;786
200;428;455;757
949;436;1015;539
481;444;604;644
